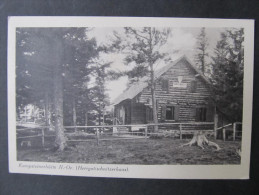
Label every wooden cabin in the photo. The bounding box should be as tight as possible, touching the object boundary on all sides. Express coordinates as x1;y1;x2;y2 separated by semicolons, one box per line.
112;56;218;132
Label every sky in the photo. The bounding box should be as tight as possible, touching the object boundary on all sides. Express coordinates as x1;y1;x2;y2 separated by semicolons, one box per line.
88;27;223;104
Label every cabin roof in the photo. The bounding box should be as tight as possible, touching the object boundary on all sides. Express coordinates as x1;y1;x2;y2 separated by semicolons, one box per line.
112;55;211;105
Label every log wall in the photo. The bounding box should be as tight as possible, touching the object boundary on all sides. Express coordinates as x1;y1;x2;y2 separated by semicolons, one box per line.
139;59;215;123
130;101;146;124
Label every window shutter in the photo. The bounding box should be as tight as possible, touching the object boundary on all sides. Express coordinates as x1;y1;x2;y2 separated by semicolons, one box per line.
189;80;197;93
195;108;200;122
162;79;169;92
167;80;169;93
161;105;166;121
156;100;159;114
174;106;180;121
206;106;214;122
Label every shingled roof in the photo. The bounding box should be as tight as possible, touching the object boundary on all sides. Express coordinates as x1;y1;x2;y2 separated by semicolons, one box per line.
112;55;210;105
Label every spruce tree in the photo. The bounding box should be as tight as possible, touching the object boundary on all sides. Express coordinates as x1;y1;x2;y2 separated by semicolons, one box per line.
16;28;99;150
211;28;244;121
112;27;171;131
195;27;209;74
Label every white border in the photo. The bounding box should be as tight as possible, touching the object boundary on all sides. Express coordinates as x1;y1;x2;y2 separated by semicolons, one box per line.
8;17;254;179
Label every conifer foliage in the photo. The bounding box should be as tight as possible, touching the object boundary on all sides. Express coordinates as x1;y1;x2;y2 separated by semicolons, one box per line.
211;28;244;121
112;27;171;131
195;27;209;75
16;28;106;150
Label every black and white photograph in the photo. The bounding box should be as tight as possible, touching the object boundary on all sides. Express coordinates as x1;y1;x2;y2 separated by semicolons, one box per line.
8;17;254;179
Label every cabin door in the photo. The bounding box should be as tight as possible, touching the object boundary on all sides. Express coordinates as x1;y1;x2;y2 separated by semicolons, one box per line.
118;105;131;125
119;106;126;125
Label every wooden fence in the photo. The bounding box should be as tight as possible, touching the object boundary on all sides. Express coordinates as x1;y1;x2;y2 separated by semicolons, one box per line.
16;122;242;147
64;124;149;145
216;122;242;141
17;126;50;147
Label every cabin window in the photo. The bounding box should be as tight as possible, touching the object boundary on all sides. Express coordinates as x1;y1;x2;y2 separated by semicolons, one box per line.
162;105;179;121
190;80;197;93
196;107;207;122
161;79;169;92
166;106;175;120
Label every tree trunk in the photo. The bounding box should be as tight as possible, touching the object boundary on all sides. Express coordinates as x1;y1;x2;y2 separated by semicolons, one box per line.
98;102;102;126
85;112;88;126
72;96;77;131
53;40;66;151
44;92;51;126
147;28;158;132
98;112;101;125
150;65;158;132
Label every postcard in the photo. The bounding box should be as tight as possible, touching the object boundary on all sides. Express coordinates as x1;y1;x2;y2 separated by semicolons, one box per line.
8;17;254;179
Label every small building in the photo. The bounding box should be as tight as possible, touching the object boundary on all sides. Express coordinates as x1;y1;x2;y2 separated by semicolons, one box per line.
112;56;220;132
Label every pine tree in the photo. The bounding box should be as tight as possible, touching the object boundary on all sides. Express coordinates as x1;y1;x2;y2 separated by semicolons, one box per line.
16;28;99;150
62;29;99;127
90;61;111;125
195;27;209;74
112;27;171;131
211;28;244;121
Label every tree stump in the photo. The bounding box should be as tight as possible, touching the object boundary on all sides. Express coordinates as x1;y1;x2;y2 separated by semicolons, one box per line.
180;131;221;151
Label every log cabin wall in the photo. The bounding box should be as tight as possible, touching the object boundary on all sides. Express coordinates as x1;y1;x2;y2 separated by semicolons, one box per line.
130;101;146;124
138;58;215;128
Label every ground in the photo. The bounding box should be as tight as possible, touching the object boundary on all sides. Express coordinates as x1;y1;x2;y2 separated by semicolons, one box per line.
17;136;241;165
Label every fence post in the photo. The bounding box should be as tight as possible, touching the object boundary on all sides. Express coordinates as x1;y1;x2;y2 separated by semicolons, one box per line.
214;114;218;140
145;126;148;141
41;128;45;147
233;122;236;141
96;128;100;145
179;124;182;140
223;128;226;141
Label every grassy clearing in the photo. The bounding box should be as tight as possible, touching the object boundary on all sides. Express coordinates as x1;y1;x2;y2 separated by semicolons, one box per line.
17;137;241;165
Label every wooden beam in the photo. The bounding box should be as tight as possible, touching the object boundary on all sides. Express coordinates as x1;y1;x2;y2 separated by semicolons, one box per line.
214;114;218;140
233;122;236;141
41;128;45;147
223;128;226;141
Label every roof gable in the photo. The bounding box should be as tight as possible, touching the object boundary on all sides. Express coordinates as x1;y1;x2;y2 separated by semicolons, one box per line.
112;55;211;105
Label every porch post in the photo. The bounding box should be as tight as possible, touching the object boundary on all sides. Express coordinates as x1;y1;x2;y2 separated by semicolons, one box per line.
41;128;45;147
214;114;218;140
223;128;226;141
145;125;148;141
96;128;100;145
233;122;236;141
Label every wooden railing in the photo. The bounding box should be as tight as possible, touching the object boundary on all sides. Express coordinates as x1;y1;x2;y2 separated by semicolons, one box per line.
64;124;148;145
64;122;215;145
17;126;51;147
146;122;214;139
216;122;242;141
16;122;242;147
